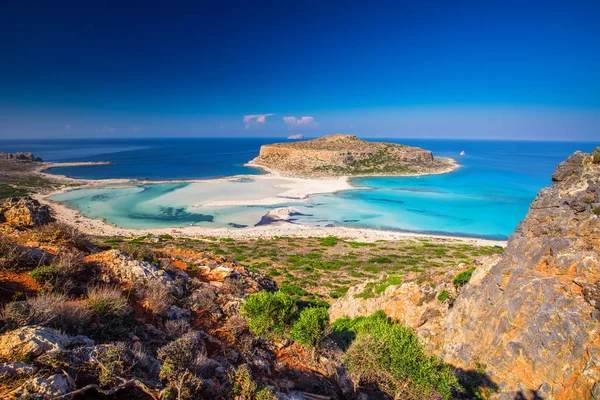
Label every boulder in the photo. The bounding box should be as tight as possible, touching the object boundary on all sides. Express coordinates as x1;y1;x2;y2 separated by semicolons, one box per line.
441;148;600;399
14;373;75;398
0;326;93;360
0;197;53;227
0;362;36;377
85;249;183;297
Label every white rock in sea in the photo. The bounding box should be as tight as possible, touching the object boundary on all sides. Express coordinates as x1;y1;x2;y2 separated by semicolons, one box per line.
459;150;466;156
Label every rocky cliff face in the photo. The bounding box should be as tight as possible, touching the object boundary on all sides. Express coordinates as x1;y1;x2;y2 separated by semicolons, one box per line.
442;148;600;399
249;134;455;178
0;152;42;162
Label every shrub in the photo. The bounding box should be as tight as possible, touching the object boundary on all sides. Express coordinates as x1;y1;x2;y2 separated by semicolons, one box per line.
453;267;476;288
280;282;308;297
291;307;330;348
593;207;600;216
437;290;450;302
368;256;393;264
29;252;88;294
241;291;299;339
338;312;459;399
0;237;36;270
27;293;91;333
119;243;157;264
187;285;219;317
229;364;277;400
28;223;91;251
87;285;129;317
142;280;173;316
319;236;339;247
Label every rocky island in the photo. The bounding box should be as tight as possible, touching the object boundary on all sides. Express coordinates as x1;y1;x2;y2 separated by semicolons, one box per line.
248;134;457;178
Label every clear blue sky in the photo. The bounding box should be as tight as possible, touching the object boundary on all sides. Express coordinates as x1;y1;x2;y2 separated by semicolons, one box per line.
0;0;599;140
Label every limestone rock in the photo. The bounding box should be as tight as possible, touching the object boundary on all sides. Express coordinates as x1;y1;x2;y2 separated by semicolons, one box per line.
0;152;42;162
85;249;183;296
14;373;75;398
0;326;93;360
329;279;457;351
0;197;53;227
0;362;36;377
441;148;600;399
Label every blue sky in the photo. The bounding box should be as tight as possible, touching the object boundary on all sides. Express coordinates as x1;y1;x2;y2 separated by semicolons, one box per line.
0;0;599;140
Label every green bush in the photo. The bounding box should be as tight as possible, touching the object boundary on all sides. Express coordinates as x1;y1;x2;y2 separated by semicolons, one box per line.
319;236;339;247
367;256;393;264
30;264;59;283
279;282;308;296
291;307;330;348
334;311;459;399
437;290;450;302
241;291;299;338
593;207;600;216
453;267;476;287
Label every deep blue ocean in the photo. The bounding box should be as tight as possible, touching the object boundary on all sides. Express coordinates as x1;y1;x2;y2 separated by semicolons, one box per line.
1;138;597;239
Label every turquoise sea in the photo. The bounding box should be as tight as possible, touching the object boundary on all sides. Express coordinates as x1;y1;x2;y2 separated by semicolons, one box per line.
1;138;597;240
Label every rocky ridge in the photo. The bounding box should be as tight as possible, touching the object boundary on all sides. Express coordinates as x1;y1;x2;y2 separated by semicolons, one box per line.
249;134;456;178
0;153;42;162
329;147;600;399
440;148;600;399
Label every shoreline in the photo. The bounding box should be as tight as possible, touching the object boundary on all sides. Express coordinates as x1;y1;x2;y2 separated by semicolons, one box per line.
33;158;508;247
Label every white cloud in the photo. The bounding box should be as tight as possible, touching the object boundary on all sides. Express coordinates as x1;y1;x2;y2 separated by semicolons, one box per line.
101;125;116;133
132;127;141;133
243;113;275;129
283;116;319;129
64;124;72;131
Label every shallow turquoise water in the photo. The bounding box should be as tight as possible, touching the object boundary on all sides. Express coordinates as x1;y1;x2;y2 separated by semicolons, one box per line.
7;138;595;239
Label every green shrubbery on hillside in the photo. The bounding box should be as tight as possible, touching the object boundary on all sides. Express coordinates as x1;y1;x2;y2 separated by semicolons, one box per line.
332;311;459;400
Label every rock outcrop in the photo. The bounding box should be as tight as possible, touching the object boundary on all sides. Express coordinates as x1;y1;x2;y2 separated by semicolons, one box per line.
0;197;53;227
0;152;42;162
329;280;455;351
85;249;184;296
249;134;456;178
442;148;600;399
0;326;93;360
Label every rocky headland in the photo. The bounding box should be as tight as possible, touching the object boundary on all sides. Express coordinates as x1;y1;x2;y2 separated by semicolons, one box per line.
0;152;43;162
329;147;600;399
248;134;457;178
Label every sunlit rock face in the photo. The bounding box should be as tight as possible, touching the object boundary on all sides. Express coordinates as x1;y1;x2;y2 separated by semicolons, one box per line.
0;197;53;227
442;148;600;400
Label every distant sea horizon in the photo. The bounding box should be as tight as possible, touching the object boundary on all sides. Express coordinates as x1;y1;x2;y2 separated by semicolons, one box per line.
2;137;598;240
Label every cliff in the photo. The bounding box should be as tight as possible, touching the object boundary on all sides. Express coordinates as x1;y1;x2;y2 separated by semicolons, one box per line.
249;134;456;178
441;148;600;399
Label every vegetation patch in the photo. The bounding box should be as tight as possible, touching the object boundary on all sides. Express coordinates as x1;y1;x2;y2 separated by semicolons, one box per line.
332;311;459;399
453;266;477;288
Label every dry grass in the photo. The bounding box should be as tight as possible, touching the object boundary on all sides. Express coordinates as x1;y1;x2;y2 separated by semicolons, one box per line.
87;285;129;317
142;280;173;316
0;292;92;333
27;222;91;251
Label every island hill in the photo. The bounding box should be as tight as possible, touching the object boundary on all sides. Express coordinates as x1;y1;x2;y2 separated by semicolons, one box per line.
248;133;457;178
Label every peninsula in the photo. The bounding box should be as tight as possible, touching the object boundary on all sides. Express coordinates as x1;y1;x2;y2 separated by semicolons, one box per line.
248;133;457;178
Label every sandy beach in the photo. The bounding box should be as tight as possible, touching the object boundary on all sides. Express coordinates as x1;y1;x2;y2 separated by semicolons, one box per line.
33;159;506;247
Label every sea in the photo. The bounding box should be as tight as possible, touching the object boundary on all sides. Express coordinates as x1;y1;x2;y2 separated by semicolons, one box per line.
1;138;597;240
